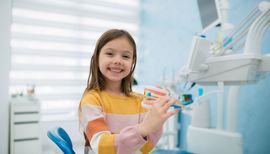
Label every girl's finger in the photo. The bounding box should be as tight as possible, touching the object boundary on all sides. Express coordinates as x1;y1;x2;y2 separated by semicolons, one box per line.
156;97;170;107
164;108;180;119
162;98;177;110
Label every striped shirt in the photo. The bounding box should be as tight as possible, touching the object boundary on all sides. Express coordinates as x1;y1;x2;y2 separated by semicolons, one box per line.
79;90;162;154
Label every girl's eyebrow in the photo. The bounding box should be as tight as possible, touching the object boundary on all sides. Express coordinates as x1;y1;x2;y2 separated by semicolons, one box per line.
123;50;132;54
104;48;114;51
105;48;132;54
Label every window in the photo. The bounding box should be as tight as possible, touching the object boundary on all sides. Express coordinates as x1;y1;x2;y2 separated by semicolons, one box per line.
10;0;139;121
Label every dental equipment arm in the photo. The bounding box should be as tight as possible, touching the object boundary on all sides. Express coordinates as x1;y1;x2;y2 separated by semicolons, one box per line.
184;2;270;154
179;1;270;86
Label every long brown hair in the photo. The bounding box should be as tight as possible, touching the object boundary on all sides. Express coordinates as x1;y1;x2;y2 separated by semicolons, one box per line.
85;29;137;96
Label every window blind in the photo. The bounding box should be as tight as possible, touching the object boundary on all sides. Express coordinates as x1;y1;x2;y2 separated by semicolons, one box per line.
10;0;139;121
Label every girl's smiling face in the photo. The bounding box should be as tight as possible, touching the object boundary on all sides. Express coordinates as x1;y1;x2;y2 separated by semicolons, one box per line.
98;36;134;85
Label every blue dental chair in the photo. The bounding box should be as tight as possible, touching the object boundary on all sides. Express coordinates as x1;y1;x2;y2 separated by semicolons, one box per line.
47;127;76;154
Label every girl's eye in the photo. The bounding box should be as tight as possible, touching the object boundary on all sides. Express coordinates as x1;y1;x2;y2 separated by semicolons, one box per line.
106;52;113;56
123;55;131;59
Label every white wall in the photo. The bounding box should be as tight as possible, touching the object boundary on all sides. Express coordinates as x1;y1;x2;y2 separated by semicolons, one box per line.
0;0;11;153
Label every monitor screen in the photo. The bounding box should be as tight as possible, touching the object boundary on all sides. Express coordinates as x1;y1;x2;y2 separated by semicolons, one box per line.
197;0;221;33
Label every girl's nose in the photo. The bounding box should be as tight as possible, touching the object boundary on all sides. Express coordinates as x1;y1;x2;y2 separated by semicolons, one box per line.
113;56;122;65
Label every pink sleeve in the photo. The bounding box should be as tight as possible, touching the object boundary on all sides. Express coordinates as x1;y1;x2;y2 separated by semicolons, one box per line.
115;125;163;154
149;126;163;146
115;125;147;154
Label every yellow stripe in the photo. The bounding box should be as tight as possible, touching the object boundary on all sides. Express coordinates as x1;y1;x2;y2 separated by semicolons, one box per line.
101;91;147;114
140;141;154;154
99;134;117;154
81;90;148;114
80;90;102;106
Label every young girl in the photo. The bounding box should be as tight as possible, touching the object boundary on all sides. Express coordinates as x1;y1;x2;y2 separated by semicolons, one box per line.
79;29;180;154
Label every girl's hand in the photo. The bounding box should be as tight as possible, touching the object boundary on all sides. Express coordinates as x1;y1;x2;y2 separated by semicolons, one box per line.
138;97;180;137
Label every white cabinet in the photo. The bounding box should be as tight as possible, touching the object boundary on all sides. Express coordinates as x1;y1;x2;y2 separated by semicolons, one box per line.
9;96;41;154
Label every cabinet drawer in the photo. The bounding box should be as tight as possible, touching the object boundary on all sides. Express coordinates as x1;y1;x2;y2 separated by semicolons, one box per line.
13;104;40;113
14;123;40;139
14;140;41;154
14;113;40;122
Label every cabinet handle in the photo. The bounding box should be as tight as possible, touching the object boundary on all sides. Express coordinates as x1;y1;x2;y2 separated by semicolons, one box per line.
14;137;39;142
14;121;38;125
14;111;39;115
